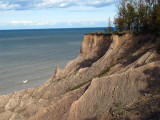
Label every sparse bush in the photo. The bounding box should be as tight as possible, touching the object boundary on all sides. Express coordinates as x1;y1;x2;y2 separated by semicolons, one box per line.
110;102;126;117
52;77;65;83
154;87;160;94
119;109;126;116
85;32;112;36
97;64;116;78
67;79;92;92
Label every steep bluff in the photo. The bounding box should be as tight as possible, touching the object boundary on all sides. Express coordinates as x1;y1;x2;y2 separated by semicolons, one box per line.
54;34;112;78
0;33;159;120
80;34;112;57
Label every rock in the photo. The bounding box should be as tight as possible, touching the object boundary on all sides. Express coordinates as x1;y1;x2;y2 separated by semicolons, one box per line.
54;66;61;78
0;33;159;120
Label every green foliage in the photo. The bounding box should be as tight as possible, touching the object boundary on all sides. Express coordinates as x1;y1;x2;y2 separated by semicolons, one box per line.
114;17;124;32
126;2;135;30
56;78;63;82
111;101;126;117
95;31;104;34
67;63;116;92
85;32;112;36
154;87;160;94
98;68;110;78
113;31;130;35
119;109;126;116
114;0;160;34
97;64;116;78
67;79;92;92
52;77;65;84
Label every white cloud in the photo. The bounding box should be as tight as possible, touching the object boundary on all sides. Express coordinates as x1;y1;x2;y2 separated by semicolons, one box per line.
88;0;102;5
59;3;68;7
10;21;33;25
0;1;20;10
9;21;57;26
87;0;114;7
0;0;116;10
35;21;57;26
36;0;114;8
9;19;106;26
36;0;75;8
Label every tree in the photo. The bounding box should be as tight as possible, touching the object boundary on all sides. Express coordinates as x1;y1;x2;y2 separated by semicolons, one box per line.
105;17;113;33
118;0;128;30
136;0;147;32
114;0;160;34
114;17;124;32
151;0;160;34
126;2;135;30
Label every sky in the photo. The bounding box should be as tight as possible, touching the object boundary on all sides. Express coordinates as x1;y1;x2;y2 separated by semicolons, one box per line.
0;0;118;30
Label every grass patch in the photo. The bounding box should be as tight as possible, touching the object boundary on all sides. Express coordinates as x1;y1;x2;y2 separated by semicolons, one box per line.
110;102;126;117
119;109;126;116
85;30;136;36
31;95;35;99
68;79;92;92
67;64;116;92
52;77;65;83
97;64;116;78
154;87;160;94
85;32;112;36
112;31;130;36
56;78;63;82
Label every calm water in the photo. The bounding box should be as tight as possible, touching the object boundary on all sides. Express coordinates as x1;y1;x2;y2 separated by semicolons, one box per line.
0;28;105;95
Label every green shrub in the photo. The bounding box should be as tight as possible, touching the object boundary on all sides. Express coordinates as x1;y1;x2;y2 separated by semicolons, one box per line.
97;64;116;78
67;79;92;92
85;32;112;36
154;87;160;94
119;110;126;116
52;77;65;83
113;31;129;35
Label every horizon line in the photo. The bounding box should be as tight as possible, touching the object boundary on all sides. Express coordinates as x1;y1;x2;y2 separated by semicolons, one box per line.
0;26;109;31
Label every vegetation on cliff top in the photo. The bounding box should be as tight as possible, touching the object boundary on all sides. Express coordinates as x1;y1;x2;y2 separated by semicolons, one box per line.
88;0;160;37
87;0;160;54
114;0;160;35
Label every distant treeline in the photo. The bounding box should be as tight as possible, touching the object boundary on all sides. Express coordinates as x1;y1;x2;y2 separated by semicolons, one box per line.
114;0;160;34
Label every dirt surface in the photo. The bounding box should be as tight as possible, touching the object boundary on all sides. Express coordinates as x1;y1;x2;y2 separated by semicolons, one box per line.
0;33;159;120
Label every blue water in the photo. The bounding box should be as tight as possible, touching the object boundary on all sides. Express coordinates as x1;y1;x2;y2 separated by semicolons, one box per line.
0;28;105;95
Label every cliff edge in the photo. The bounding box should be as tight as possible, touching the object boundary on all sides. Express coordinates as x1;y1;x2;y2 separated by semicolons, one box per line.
0;33;159;120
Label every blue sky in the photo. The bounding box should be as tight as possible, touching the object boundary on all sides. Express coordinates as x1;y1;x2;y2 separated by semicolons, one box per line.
0;0;117;30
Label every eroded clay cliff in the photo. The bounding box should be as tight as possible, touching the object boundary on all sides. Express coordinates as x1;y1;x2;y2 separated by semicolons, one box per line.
0;33;159;120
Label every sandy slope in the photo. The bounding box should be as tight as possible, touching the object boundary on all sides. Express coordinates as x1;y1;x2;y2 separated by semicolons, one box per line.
0;33;159;120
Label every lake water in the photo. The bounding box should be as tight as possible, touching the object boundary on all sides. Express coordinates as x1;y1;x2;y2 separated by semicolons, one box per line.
0;28;105;95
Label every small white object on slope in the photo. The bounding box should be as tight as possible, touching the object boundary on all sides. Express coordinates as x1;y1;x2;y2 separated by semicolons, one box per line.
22;80;28;84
